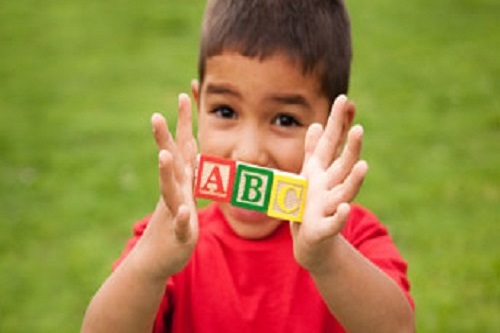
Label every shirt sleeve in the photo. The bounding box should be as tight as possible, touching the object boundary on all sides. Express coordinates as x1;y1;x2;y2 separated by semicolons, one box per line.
112;215;174;333
342;204;415;309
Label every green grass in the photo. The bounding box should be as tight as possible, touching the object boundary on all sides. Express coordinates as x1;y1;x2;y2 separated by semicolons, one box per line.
0;0;498;332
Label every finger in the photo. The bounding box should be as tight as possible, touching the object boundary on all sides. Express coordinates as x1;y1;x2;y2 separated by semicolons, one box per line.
159;149;181;212
174;204;192;243
152;112;188;184
176;94;198;183
313;95;350;168
152;113;173;151
189;137;198;171
324;160;368;215
182;155;197;198
315;203;351;242
335;99;356;157
325;124;364;188
176;93;194;162
290;218;300;235
304;123;324;165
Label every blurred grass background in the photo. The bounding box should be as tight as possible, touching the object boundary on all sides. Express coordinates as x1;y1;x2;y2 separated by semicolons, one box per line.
0;0;498;332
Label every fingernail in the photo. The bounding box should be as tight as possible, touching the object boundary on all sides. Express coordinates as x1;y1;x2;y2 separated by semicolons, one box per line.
159;150;168;165
338;202;351;215
309;123;323;131
179;93;189;107
353;124;364;135
336;94;347;103
357;160;369;173
151;112;161;121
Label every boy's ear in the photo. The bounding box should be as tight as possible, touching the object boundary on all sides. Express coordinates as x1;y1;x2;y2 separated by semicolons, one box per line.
340;99;356;142
191;79;200;111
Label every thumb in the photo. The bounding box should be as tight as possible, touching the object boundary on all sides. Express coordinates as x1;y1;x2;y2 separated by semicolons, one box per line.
174;205;192;243
303;123;324;166
315;203;350;242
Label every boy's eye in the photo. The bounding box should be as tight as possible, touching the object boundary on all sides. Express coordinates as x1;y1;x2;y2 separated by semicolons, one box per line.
211;105;236;119
273;114;301;127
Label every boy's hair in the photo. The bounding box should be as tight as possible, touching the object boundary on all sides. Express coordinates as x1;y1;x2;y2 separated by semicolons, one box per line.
198;0;352;105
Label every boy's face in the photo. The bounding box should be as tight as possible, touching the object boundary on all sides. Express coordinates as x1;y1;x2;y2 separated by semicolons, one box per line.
195;51;330;239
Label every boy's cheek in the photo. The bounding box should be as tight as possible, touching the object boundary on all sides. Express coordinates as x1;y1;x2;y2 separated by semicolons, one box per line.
197;129;231;156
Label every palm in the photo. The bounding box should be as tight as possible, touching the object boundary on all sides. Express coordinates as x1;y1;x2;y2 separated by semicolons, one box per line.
290;96;367;272
145;93;200;275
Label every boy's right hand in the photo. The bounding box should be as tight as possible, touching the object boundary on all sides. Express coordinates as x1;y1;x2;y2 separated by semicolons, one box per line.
134;93;199;281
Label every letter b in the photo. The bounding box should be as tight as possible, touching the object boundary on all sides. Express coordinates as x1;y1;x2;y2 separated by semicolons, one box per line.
232;164;273;212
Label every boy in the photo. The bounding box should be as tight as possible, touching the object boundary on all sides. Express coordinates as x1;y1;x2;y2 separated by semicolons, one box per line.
82;0;415;332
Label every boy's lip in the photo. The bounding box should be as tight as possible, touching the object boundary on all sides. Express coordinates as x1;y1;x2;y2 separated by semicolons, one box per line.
226;206;270;224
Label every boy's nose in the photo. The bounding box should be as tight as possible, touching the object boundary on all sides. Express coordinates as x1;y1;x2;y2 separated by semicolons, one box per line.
231;130;269;167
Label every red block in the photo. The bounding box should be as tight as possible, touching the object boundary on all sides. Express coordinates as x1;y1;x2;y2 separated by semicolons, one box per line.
194;154;236;202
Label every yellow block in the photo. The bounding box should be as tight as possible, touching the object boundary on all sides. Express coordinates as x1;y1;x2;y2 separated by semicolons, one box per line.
267;172;307;222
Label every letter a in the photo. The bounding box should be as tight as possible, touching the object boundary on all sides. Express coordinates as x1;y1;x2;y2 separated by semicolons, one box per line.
201;166;224;194
194;154;236;202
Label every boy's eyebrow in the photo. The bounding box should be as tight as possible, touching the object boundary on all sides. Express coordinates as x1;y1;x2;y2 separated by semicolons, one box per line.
205;83;311;109
205;83;242;99
270;94;311;109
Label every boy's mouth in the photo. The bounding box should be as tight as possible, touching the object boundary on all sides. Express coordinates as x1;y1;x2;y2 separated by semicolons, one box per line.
227;206;270;224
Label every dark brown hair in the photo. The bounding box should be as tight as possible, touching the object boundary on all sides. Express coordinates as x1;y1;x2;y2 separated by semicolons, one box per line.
198;0;352;104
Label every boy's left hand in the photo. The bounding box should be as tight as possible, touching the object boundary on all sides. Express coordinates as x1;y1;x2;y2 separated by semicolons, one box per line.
291;95;368;274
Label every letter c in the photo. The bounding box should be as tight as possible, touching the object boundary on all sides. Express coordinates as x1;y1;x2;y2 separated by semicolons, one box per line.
277;185;302;214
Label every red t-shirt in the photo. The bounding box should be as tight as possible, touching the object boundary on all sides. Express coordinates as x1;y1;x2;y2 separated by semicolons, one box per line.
114;203;413;332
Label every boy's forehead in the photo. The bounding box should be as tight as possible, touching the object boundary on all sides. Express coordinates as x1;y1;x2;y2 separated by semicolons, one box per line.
205;49;318;75
202;51;325;96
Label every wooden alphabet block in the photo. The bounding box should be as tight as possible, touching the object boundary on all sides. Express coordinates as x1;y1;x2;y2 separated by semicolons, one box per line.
194;154;236;202
267;172;307;222
231;163;274;212
194;154;307;223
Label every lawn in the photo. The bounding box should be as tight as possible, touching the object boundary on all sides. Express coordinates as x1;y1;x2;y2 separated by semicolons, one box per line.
0;0;498;332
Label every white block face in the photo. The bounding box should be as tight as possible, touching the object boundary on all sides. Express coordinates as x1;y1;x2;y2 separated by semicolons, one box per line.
234;170;270;206
198;162;232;196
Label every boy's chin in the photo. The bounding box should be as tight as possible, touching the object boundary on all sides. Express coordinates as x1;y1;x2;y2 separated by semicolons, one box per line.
218;203;282;239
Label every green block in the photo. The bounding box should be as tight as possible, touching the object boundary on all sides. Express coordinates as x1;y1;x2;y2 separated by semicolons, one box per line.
231;163;274;212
